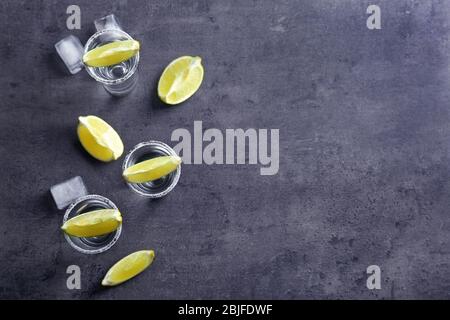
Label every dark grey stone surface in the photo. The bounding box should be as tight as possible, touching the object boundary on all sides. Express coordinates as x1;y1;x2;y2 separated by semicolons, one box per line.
1;0;449;299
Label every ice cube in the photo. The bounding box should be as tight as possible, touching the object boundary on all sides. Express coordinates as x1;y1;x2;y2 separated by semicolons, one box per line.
94;14;122;32
55;35;84;75
50;176;88;210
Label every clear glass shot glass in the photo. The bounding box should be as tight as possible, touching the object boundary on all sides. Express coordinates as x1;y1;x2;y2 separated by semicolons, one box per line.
55;14;139;96
84;29;139;96
122;141;181;198
63;194;122;254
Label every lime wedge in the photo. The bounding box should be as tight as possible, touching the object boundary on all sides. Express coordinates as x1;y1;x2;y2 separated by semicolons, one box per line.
102;250;155;286
158;56;204;105
123;155;182;184
77;115;124;162
61;209;122;238
83;40;140;67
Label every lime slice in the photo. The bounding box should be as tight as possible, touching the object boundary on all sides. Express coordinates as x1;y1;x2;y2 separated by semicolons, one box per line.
61;209;122;238
83;40;140;68
102;250;155;286
77;115;124;162
123;155;181;184
158;56;204;105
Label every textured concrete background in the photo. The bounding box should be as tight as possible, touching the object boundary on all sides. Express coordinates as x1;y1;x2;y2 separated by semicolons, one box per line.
1;0;450;299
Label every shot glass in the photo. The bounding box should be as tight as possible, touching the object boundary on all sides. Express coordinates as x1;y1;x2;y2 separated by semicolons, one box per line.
84;29;139;96
50;177;122;254
63;194;122;254
55;14;139;96
122;141;181;198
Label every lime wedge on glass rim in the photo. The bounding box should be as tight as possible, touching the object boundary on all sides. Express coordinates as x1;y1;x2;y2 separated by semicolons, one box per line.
83;40;140;68
123;155;182;184
61;209;122;238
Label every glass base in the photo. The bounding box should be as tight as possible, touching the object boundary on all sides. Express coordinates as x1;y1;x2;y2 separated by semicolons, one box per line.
103;70;138;96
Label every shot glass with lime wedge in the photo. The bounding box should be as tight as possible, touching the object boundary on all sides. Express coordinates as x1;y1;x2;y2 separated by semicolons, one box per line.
122;141;182;198
55;14;140;96
50;177;123;254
